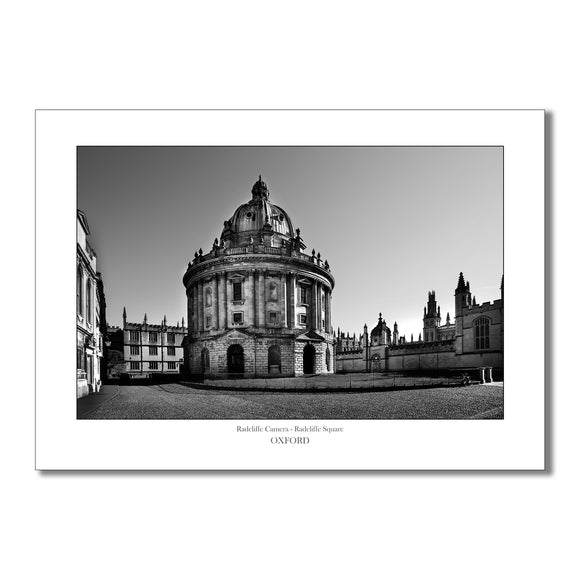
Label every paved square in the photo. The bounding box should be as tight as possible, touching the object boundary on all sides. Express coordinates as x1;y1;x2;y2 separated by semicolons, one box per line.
78;380;504;420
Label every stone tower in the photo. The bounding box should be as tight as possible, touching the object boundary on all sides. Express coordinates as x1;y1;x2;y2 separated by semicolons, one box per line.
454;271;472;355
423;291;441;342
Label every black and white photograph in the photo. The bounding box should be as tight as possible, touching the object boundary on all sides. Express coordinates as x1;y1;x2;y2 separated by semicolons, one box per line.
9;2;577;578
76;145;503;420
36;109;543;472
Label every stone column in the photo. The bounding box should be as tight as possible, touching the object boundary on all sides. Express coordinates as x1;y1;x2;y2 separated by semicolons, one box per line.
287;273;295;329
191;288;197;333
224;274;230;329
322;287;328;332
263;272;268;326
258;270;265;327
311;281;317;330
310;281;317;330
247;270;255;328
253;270;259;327
200;281;205;331
326;288;332;333
316;282;321;330
195;282;202;332
280;273;287;327
218;273;226;330
212;275;218;329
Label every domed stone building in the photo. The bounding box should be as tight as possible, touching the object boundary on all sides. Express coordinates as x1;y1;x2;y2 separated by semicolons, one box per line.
182;177;335;377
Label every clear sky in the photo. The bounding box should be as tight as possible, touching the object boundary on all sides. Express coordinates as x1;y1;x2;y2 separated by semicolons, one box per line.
77;146;503;339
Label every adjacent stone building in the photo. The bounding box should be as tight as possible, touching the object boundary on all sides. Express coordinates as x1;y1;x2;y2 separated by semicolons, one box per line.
118;309;187;377
76;210;104;398
336;272;504;379
182;176;335;377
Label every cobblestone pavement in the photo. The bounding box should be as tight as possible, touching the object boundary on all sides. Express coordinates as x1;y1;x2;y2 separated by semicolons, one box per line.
79;381;504;420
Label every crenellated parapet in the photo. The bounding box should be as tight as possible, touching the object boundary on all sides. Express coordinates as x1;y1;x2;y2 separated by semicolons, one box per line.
389;339;455;354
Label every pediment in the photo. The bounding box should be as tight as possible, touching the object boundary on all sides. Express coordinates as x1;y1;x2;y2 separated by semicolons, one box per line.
295;330;326;342
224;328;251;339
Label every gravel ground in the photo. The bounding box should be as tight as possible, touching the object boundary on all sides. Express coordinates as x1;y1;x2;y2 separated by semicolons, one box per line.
82;381;504;420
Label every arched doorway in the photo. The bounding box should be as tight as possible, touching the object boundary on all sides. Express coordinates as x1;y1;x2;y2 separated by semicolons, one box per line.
326;346;331;371
227;344;244;374
303;343;316;374
268;345;281;374
201;348;210;373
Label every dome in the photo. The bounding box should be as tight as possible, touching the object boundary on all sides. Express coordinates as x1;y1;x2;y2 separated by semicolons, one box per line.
370;313;389;337
224;177;296;240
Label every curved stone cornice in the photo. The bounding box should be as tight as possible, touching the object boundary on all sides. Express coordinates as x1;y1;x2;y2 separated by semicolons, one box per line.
183;254;335;289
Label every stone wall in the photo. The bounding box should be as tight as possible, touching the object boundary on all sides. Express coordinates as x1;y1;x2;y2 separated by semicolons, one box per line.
336;339;502;376
458;299;503;354
295;340;334;375
185;331;336;378
336;349;366;373
388;348;457;371
185;333;339;378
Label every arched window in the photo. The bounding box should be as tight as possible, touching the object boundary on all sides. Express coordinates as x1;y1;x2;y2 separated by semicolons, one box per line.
474;317;490;350
205;287;212;307
326;346;331;371
85;278;92;324
77;265;83;316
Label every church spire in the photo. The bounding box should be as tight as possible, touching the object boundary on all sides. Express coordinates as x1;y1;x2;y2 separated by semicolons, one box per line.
455;272;467;294
455;271;471;312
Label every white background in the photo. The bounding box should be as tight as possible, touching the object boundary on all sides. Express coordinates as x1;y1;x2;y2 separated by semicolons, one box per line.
36;109;543;471
2;1;575;579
